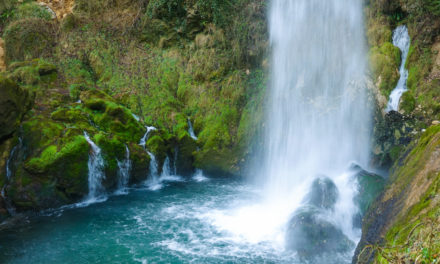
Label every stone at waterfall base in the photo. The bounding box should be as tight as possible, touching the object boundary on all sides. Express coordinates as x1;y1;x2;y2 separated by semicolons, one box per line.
286;206;354;257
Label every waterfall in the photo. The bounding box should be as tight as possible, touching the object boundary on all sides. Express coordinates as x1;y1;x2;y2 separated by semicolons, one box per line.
84;132;106;201
193;169;208;182
187;119;198;140
139;126;156;148
6;138;21;180
386;25;411;112
139;126;162;190
1;138;22;215
116;145;132;193
256;0;370;253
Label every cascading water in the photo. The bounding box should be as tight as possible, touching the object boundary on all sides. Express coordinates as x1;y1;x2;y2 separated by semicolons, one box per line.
221;0;371;258
116;145;132;194
6;140;20;181
387;25;410;112
187;119;198;140
139;126;162;190
84;132;106;201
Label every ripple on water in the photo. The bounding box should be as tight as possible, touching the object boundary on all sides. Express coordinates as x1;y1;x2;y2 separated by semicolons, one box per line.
0;178;352;264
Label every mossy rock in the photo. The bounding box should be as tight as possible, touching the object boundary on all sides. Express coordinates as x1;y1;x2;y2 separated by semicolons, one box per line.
351;166;385;216
8;59;58;89
399;90;416;114
51;107;90;128
175;133;197;176
93;132;125;191
8;134;89;210
146;133;168;171
3;18;56;63
129;143;150;184
81;90;144;142
369;42;401;97
21;116;64;154
194;147;240;176
0;75;33;141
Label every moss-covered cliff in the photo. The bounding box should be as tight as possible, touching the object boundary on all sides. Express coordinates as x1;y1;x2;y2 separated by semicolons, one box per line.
355;0;440;263
0;0;268;215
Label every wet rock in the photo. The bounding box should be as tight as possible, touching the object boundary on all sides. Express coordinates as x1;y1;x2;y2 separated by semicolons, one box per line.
351;165;385;216
303;176;339;210
286;177;354;257
286;206;354;257
372;110;415;167
175;133;197;177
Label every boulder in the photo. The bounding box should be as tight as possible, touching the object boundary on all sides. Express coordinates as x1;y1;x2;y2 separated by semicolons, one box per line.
286;206;354;257
303;176;339;210
286;177;354;258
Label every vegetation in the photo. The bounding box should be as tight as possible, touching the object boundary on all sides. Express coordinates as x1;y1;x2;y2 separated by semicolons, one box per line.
0;0;268;211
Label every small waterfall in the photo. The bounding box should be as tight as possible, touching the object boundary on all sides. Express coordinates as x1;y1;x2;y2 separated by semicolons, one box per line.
387;25;411;112
132;113;140;121
84;132;106;201
6;138;21;180
116;145;132;193
188;119;198;140
1;138;22;215
146;151;161;190
193;169;208;182
139;127;161;190
139;126;156;148
158;156;183;183
161;156;172;178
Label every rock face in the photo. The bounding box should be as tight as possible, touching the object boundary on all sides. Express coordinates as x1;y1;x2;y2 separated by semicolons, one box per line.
354;125;440;263
286;177;354;258
0;75;32;141
372;110;416;168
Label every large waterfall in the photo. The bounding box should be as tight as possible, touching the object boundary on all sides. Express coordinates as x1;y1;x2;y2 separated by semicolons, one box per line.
258;0;370;255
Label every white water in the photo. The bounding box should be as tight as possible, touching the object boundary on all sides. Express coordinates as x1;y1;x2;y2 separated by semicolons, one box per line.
159;156;183;182
193;169;208;182
187;119;198;140
5;138;21;180
387;25;411;112
139;126;163;190
139;126;156;148
210;0;371;255
116;145;132;194
83;132;106;202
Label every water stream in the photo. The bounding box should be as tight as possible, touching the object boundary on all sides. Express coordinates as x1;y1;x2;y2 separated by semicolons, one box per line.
116;145;132;194
386;25;411;111
83;132;106;202
187;119;198;140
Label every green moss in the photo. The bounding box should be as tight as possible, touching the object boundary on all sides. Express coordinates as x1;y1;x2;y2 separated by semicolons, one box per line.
369;42;401;97
14;2;53;21
399;91;416;113
3;18;56;63
146;134;167;162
